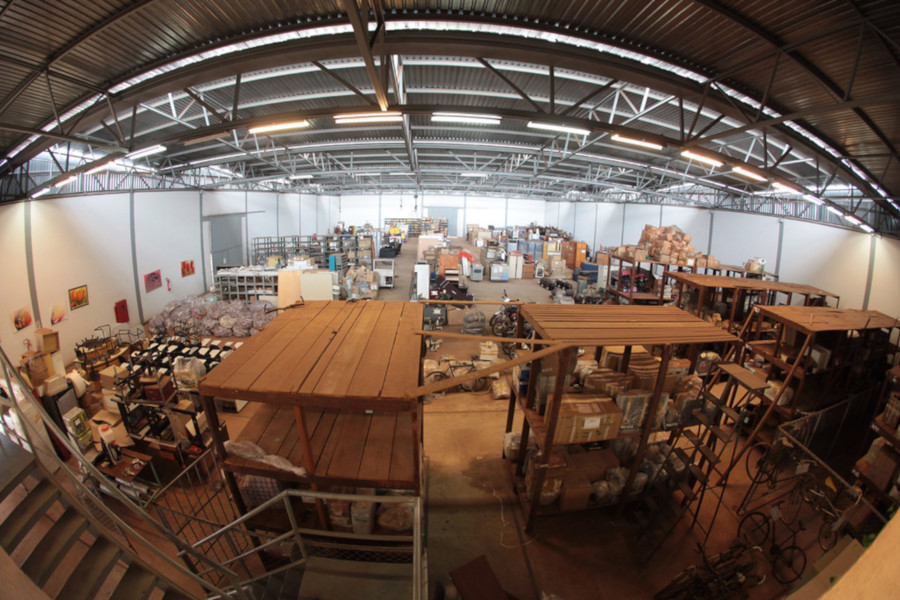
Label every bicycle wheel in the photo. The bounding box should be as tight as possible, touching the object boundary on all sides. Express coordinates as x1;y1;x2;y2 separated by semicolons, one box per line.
818;518;838;552
738;512;771;547
782;481;805;524
744;442;774;485
772;545;806;584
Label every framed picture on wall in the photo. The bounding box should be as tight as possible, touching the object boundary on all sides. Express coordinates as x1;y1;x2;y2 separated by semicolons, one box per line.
181;259;195;277
11;307;33;330
68;285;89;310
144;269;162;293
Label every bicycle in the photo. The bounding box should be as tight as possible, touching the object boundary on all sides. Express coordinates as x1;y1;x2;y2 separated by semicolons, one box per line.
425;357;493;393
654;539;765;600
744;436;815;488
790;472;863;551
738;504;807;584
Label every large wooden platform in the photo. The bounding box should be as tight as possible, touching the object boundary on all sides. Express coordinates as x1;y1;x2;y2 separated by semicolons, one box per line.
520;304;739;345
667;271;838;300
199;300;424;491
200;301;423;410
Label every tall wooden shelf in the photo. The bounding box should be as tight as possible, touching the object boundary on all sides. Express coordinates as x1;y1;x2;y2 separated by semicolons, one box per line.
738;306;899;434
503;304;739;530
199;301;425;522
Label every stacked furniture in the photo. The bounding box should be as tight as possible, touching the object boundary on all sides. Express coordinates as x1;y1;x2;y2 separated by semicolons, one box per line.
199;301;424;523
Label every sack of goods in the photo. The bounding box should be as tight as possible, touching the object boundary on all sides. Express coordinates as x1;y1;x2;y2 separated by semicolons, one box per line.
461;310;485;335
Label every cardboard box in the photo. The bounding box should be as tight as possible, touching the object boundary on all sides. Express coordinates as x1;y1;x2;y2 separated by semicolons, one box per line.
566;448;619;481
99;364;129;390
559;475;592;511
555;395;623;444
35;328;60;353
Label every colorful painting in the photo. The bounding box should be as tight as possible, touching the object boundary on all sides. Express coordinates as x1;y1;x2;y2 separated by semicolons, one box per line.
181;259;195;277
144;269;162;293
68;285;89;310
50;304;67;325
11;307;32;330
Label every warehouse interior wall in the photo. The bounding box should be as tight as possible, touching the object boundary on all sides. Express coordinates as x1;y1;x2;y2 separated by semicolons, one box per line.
2;190;898;366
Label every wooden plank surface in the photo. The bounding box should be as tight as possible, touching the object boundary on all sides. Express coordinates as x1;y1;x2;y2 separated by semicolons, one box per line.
346;302;406;398
381;303;425;399
388;412;415;483
757;306;899;332
256;405;297;455
313;301;385;397
357;414;398;483
324;413;372;480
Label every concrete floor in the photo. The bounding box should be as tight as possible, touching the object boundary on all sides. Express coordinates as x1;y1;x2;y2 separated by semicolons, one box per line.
376;237;802;600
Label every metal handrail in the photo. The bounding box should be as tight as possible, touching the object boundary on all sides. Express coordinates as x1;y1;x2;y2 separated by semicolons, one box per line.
0;344;251;599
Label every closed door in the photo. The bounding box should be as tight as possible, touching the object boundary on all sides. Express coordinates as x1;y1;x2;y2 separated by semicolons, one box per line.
210;214;243;267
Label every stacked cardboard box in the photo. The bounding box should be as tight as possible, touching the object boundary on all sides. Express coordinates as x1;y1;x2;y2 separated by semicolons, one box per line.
344;266;378;299
612;224;720;268
582;368;633;397
554;395;624;444
599;345;649;371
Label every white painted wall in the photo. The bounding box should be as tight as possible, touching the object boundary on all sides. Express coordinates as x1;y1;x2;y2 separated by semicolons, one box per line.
134;191;205;319
277;193;301;236
300;194;318;236
0;202;33;351
335;194;383;228
201;190;245;216
466;196;507;229
595;203;625;248
572;203;596;251
506;198;545;227
868;236;900;318
30;194;138;365
779;220;871;309
708;211;782;267
247;192;278;242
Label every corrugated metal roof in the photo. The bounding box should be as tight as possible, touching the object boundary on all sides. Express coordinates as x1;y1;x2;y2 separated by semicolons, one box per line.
0;0;897;231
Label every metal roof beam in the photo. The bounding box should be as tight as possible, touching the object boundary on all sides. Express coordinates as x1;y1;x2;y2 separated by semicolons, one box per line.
337;0;390;110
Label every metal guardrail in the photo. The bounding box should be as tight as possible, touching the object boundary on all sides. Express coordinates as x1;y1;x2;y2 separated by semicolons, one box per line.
0;342;426;600
0;344;250;599
149;449;425;600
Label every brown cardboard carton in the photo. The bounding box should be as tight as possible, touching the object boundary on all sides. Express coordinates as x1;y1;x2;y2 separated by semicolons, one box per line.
99;364;129;390
555;396;623;444
559;475;592;511
566;448;619;481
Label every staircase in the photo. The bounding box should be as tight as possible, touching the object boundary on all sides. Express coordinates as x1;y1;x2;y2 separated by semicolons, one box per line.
0;431;198;599
633;361;770;557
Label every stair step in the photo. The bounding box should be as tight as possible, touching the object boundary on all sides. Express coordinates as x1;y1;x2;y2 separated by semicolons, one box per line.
57;538;121;600
22;506;89;586
109;564;157;600
716;362;769;392
0;477;60;552
0;432;37;500
701;390;740;422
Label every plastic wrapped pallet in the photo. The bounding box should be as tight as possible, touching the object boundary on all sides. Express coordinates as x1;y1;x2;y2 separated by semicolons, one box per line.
492;375;511;400
173;356;206;392
377;503;413;532
461;310;486;335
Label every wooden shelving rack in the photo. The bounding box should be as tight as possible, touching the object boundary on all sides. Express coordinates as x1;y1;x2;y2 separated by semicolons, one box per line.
199;301;424;523
503;304;739;530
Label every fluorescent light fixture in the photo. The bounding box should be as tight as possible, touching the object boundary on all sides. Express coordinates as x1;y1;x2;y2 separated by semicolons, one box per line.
248;120;310;134
334;111;402;124
732;165;767;182
289;174;314;179
432;112;501;125
772;181;801;194
30;188;50;198
527;121;591;136
610;134;664;150
55;175;78;187
460;172;490;177
844;215;862;226
826;206;844;217
389;172;413;176
803;194;824;205
126;144;166;160
86;160;116;175
680;150;723;167
860;224;874;233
